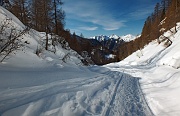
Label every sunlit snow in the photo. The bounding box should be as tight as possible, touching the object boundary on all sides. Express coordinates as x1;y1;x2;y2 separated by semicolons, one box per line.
0;6;180;116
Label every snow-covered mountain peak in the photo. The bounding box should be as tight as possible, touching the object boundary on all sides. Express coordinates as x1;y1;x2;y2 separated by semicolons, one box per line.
90;34;136;42
120;34;136;42
90;35;109;41
109;34;120;39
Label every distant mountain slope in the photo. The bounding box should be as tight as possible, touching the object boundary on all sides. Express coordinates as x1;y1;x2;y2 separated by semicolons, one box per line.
89;34;137;54
121;34;138;42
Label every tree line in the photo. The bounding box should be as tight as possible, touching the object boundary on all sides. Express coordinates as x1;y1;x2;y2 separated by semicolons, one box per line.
115;0;180;61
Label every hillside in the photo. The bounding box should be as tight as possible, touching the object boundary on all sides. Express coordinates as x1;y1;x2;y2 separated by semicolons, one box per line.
0;6;83;67
105;23;180;116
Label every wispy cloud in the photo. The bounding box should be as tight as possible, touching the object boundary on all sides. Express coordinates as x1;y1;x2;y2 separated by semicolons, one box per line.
103;21;126;30
63;0;125;31
79;26;98;31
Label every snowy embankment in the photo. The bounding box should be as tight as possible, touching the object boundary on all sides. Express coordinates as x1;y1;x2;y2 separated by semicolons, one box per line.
0;6;153;116
105;23;180;116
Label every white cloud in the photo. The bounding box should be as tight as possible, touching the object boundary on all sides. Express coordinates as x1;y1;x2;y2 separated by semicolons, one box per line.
79;26;98;31
63;0;125;31
100;20;126;31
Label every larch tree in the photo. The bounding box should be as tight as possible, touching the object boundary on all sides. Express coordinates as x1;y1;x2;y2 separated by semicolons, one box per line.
10;0;29;25
31;0;52;50
42;0;52;50
0;0;11;8
51;0;65;35
174;0;180;32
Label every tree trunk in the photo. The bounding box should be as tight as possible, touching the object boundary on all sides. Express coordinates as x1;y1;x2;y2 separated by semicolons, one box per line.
45;32;48;50
54;0;58;34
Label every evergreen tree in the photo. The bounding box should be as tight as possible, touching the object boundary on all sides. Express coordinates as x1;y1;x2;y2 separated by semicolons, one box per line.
80;33;84;38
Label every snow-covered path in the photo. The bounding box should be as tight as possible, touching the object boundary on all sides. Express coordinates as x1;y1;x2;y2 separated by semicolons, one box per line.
0;66;153;116
104;25;180;116
102;73;153;116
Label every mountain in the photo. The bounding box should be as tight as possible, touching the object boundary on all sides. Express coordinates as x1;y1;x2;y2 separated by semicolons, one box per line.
67;34;115;65
90;34;137;42
89;34;137;52
120;34;138;42
90;35;109;41
109;34;120;39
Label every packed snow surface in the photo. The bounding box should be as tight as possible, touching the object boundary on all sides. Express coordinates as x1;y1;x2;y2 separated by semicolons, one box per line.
1;6;180;116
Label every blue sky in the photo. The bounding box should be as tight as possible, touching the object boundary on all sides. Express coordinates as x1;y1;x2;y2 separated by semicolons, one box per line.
62;0;161;38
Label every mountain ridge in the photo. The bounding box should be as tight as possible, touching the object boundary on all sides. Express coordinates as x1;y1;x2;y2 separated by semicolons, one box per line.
90;34;137;42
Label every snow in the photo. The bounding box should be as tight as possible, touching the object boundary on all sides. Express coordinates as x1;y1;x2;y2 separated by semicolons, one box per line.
90;35;109;41
0;64;154;116
120;34;137;42
1;5;180;116
105;23;180;116
90;34;137;42
0;6;25;29
109;34;120;39
105;54;116;59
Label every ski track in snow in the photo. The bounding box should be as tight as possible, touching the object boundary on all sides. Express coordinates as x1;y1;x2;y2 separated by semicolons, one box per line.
102;73;123;116
0;67;153;116
102;72;153;116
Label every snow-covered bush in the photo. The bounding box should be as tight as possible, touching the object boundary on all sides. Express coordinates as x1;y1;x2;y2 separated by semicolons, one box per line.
81;51;94;65
0;17;29;62
35;46;43;57
136;50;143;58
61;53;70;63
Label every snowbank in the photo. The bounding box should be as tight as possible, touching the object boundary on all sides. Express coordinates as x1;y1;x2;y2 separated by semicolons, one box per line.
105;23;180;116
